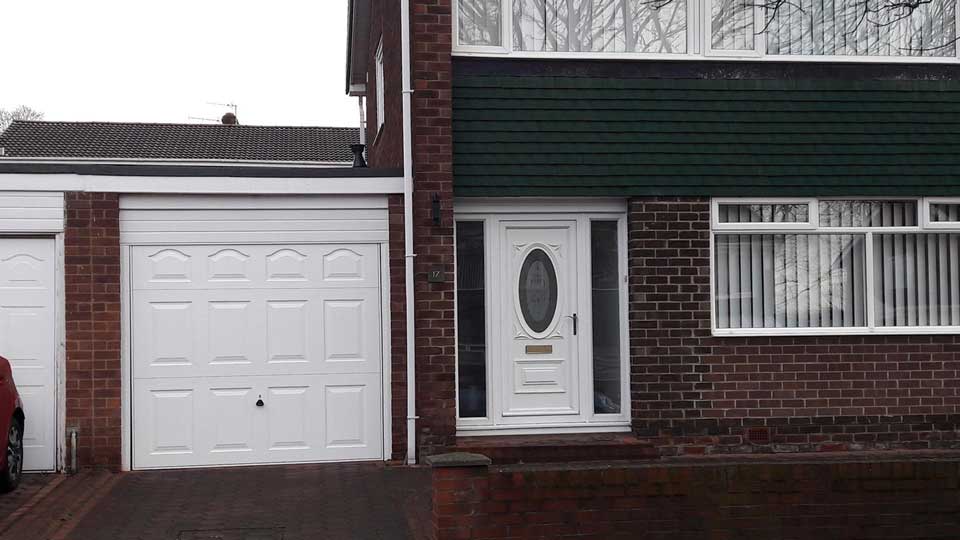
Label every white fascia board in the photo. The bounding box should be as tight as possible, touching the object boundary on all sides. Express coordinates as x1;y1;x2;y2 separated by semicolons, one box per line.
0;173;404;195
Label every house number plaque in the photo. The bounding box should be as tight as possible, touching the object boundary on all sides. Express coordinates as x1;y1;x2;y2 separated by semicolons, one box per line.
525;345;552;354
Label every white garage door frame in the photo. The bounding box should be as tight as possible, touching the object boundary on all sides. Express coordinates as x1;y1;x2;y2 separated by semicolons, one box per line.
0;191;66;473
119;194;393;471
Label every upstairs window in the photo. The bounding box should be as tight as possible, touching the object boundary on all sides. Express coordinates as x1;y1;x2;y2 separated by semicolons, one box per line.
712;198;960;336
375;38;385;133
458;0;503;48
454;0;959;61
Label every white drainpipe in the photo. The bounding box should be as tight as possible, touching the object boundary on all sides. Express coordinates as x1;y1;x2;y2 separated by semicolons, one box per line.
357;96;366;146
400;0;417;465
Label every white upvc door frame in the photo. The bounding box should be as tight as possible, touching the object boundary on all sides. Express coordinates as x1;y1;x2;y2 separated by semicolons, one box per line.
454;199;631;435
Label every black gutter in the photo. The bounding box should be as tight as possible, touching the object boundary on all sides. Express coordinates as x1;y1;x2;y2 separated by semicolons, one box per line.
0;162;402;178
346;0;355;95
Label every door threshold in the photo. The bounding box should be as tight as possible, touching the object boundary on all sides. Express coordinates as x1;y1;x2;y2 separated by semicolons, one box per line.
456;424;631;437
453;429;657;464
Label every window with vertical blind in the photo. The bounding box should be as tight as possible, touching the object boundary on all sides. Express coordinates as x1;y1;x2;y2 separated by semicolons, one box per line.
712;198;960;335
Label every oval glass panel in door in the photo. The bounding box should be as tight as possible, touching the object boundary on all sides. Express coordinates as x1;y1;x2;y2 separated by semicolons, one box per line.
518;248;558;334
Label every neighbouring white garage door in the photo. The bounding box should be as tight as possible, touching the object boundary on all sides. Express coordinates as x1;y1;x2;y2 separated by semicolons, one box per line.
0;192;64;473
123;196;386;469
0;237;57;472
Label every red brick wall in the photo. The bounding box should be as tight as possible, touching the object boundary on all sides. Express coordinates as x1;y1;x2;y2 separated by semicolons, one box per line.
64;192;122;469
629;197;960;455
412;0;457;456
364;0;456;458
365;0;404;168
388;194;408;461
430;456;960;540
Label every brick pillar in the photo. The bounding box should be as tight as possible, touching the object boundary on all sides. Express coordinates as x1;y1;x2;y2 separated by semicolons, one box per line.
627;197;711;436
426;453;492;540
64;192;122;469
412;0;456;456
388;194;408;461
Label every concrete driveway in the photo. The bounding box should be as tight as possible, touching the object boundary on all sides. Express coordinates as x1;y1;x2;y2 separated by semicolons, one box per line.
0;463;431;540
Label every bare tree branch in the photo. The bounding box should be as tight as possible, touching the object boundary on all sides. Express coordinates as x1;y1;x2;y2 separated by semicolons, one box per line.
0;106;44;133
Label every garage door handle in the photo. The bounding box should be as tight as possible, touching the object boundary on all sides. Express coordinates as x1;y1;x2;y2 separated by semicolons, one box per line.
256;397;264;407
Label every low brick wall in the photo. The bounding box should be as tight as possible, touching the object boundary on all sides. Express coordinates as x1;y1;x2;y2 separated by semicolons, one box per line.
430;453;960;540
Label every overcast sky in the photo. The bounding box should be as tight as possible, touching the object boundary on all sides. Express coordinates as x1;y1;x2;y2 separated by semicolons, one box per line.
1;0;358;127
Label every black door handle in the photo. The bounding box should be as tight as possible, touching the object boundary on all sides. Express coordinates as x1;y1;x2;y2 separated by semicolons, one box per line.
571;313;578;336
256;396;264;407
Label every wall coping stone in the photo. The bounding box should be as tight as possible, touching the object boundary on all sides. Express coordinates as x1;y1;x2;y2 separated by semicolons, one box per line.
424;452;492;468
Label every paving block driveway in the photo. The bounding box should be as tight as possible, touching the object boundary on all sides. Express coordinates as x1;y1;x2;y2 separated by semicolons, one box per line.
0;463;431;540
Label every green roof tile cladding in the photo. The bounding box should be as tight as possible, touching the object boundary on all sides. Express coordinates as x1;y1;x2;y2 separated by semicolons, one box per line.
452;75;960;197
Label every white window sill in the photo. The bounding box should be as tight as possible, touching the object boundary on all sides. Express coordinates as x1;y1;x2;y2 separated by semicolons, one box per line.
713;326;960;337
452;50;960;65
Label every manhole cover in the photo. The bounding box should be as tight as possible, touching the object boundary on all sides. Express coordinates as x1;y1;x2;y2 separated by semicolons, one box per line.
178;528;284;540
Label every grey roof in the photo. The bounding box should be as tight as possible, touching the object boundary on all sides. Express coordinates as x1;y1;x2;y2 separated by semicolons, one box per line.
0;120;360;163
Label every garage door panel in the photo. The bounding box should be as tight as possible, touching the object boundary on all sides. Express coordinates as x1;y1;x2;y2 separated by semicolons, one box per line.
208;301;257;367
132;244;381;291
0;238;57;472
133;374;382;468
134;288;382;379
209;386;256;454
208;248;253;283
265;385;311;451
320;289;382;373
266;300;309;365
144;387;196;455
143;248;194;284
325;385;369;448
148;301;196;367
319;374;382;460
15;384;52;462
132;296;197;378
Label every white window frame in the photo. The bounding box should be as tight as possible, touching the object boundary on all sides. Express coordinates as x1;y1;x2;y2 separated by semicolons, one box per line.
702;0;763;58
375;38;385;134
452;0;960;64
711;198;818;231
452;0;510;54
923;197;960;229
711;196;960;337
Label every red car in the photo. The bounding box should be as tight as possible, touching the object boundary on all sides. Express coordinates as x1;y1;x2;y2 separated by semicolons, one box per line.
0;356;24;492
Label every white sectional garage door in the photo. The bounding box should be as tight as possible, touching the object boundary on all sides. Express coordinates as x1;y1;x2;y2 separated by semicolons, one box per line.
0;238;57;472
123;196;387;469
0;192;64;473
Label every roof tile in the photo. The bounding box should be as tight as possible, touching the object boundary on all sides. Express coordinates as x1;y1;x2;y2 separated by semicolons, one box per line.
0;120;360;163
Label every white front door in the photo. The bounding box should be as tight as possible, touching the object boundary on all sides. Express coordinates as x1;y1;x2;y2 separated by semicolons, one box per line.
0;238;57;471
455;204;632;434
499;221;581;424
130;243;383;469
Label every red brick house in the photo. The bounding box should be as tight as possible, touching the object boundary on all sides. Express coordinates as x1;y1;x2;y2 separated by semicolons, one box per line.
346;0;960;466
1;0;960;480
